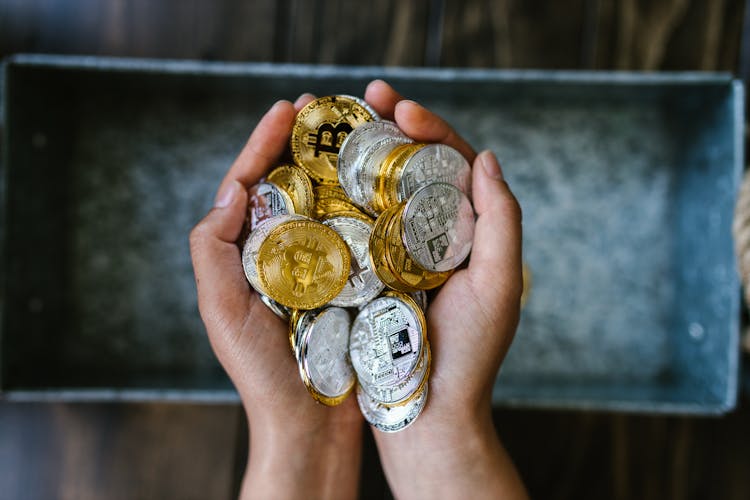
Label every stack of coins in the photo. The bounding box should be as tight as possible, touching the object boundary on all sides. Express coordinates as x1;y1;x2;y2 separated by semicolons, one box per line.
238;95;475;432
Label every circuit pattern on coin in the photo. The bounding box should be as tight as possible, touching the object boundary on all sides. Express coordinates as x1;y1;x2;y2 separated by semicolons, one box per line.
401;182;475;273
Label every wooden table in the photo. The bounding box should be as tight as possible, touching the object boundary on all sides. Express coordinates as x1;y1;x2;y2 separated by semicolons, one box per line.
1;1;749;498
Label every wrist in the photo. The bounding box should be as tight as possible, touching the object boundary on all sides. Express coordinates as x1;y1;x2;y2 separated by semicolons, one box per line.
374;404;527;500
241;403;363;500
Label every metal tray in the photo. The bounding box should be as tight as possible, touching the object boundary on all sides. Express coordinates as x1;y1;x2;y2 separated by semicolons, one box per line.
0;55;742;413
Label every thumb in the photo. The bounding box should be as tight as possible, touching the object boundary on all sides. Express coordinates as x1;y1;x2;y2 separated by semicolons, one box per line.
467;150;523;307
189;180;251;332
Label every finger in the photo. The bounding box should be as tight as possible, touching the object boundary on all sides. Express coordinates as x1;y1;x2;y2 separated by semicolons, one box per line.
467;150;523;306
217;100;296;194
294;93;316;111
190;180;252;332
364;79;404;120
394;100;476;163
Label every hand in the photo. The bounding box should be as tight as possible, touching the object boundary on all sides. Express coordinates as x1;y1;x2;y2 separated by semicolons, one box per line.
364;80;529;499
189;94;363;500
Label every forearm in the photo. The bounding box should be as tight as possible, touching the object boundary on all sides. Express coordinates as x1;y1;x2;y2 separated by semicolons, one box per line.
374;407;528;500
240;414;363;500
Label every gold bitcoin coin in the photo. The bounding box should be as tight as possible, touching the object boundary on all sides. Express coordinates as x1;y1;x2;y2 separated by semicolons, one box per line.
267;164;315;217
257;219;350;310
291;96;375;184
376;143;425;213
313;184;363;219
369;204;413;292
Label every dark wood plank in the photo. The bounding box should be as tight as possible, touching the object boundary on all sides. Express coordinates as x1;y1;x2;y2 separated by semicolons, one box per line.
0;402;242;500
440;0;587;68
277;0;430;66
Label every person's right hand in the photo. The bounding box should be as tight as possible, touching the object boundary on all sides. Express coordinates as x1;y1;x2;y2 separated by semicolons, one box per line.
189;95;363;500
363;80;529;500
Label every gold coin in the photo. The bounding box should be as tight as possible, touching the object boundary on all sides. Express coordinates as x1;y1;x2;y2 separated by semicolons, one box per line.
267;164;315;217
313;184;363;219
288;308;301;354
376;143;425;213
369;204;415;292
257;219;350;309
319;210;374;225
291;96;375;184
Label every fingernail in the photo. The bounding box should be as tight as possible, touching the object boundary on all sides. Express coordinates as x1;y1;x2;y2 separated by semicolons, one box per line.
214;180;240;208
479;150;504;181
294;93;315;108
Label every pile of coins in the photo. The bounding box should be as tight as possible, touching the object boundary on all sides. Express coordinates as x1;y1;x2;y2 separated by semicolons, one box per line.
239;95;474;432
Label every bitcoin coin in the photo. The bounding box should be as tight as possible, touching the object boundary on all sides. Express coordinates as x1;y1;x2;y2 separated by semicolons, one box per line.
376;143;425;212
387;207;451;291
297;307;355;405
353;136;411;216
291;96;375;184
401;182;475;273
266;164;314;217
368;204;410;292
257;219;351;310
239;182;295;245
362;340;431;407
398;144;472;202
242;214;307;295
337;94;382;121
339;121;409;205
323;216;384;307
349;295;425;388
356;382;428;433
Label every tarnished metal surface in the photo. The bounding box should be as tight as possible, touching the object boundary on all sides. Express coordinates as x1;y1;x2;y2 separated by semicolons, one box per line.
0;55;741;413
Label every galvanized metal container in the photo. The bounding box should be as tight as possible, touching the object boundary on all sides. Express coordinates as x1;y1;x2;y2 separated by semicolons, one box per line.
0;55;742;413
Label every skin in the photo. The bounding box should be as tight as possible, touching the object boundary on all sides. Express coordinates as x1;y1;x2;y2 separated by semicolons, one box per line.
189;81;528;500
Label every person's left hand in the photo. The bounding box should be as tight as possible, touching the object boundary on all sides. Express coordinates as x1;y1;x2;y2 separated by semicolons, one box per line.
189;94;363;500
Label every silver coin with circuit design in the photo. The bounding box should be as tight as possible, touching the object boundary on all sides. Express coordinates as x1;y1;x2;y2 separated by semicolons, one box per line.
361;341;430;407
323;216;385;307
397;144;472;202
297;307;355;405
349;295;425;388
401;182;474;273
356;382;428;433
338;121;407;205
355;136;412;216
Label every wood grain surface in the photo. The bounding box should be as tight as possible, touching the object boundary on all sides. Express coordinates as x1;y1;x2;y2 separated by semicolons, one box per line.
0;1;748;499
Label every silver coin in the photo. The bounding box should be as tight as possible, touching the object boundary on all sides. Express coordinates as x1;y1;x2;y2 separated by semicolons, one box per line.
337;94;382;121
350;295;424;388
338;121;408;210
298;307;355;399
241;213;308;294
322;216;385;307
356;382;428;433
401;183;475;272
247;182;294;232
356;136;411;215
258;293;291;321
398;144;472;202
361;341;430;406
293;309;317;362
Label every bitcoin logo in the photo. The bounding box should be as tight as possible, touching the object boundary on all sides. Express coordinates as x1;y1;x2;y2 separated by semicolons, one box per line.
291;96;375;184
307;122;352;157
281;238;332;296
257;219;350;310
